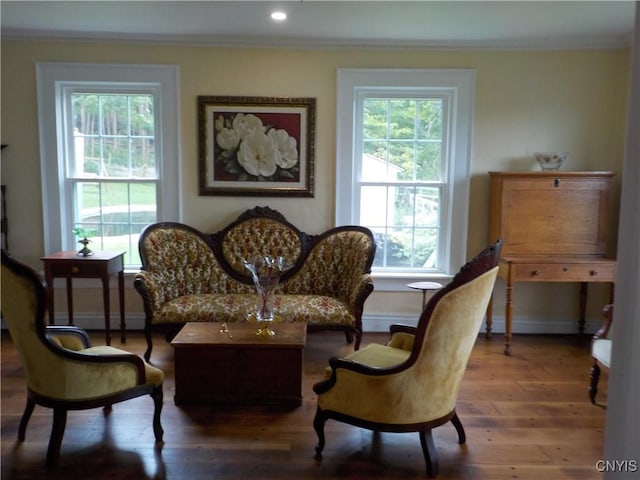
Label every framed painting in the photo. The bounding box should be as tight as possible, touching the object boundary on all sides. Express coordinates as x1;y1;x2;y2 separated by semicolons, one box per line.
198;96;316;196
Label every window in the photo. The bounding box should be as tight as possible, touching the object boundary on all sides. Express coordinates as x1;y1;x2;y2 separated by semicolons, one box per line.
37;64;180;269
336;69;475;288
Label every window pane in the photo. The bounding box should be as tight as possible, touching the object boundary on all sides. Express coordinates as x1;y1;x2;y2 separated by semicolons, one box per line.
389;99;415;139
363;99;388;139
131;138;156;177
416;99;443;140
360;185;389;228
130;95;154;137
389;141;414;180
100;94;129;136
102;137;129;178
416;141;441;181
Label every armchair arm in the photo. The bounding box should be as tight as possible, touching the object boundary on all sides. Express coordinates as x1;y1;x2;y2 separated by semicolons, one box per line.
313;350;409;395
593;304;614;340
55;347;148;385
389;324;417;336
46;326;92;350
387;324;416;351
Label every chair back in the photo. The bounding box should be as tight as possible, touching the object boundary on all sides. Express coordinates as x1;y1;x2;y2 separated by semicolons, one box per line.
404;240;502;418
1;251;63;397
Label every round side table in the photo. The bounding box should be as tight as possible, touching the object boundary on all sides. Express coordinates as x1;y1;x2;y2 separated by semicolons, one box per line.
406;281;443;308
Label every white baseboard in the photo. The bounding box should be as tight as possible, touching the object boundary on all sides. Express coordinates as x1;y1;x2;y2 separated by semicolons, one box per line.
2;312;600;335
362;313;600;335
1;313;147;332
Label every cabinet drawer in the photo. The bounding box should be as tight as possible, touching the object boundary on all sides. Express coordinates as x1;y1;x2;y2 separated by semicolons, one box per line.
48;262;105;277
510;263;616;282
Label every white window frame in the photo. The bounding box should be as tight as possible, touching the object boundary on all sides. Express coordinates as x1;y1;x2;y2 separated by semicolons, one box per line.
336;68;475;291
36;63;181;267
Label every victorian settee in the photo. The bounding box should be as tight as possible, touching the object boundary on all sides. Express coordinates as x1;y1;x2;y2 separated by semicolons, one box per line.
134;206;376;361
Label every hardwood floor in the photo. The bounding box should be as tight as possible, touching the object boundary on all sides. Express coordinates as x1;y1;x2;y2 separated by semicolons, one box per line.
1;329;607;479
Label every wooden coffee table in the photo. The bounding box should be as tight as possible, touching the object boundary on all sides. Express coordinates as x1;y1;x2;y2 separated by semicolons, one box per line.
170;322;307;406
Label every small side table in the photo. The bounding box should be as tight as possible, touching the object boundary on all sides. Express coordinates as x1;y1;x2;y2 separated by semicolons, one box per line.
41;251;126;345
407;281;443;308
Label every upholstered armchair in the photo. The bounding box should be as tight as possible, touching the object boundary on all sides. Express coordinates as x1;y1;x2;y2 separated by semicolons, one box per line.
312;240;502;477
1;250;164;468
589;304;614;404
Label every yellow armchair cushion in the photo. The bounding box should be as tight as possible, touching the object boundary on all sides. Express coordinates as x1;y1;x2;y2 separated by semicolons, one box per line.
344;343;411;369
49;334;86;351
82;346;165;386
387;332;415;351
324;342;411;378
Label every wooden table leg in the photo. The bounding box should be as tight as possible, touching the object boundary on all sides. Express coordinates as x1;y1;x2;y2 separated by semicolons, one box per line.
101;276;111;346
66;277;74;325
44;269;55;326
118;271;126;343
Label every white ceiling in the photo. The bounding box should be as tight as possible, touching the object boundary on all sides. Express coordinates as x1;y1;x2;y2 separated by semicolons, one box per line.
1;1;636;49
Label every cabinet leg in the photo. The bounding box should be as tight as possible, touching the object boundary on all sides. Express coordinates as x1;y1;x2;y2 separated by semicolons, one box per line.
485;296;493;339
579;282;587;336
504;283;513;355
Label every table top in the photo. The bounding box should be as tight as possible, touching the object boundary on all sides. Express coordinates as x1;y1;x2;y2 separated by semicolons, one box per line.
171;322;307;349
41;250;126;262
406;281;443;291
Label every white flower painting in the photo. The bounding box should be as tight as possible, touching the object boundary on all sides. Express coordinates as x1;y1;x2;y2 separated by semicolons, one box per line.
198;96;316;197
215;112;300;181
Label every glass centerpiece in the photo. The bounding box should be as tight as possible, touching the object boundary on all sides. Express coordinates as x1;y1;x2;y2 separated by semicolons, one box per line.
243;255;287;336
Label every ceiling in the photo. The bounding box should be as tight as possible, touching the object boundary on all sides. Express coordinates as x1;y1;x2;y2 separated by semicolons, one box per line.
1;1;636;49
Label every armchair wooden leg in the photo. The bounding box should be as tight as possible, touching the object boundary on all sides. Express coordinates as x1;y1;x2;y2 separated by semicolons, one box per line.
589;361;601;404
144;327;153;362
152;385;164;443
313;407;327;459
18;397;35;442
46;408;67;469
451;412;466;444
419;429;439;478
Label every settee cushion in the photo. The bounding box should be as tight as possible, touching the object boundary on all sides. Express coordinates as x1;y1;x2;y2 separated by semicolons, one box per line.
154;293;355;326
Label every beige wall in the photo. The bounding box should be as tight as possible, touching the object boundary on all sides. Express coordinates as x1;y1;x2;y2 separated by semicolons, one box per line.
0;39;631;331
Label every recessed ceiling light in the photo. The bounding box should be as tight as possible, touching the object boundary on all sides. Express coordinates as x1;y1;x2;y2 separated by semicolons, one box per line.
271;11;287;21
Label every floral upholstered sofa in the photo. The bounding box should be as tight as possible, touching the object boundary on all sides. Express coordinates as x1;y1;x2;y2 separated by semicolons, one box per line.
134;206;376;361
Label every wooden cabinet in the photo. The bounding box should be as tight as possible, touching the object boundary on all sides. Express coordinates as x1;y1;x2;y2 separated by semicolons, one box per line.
488;171;616;354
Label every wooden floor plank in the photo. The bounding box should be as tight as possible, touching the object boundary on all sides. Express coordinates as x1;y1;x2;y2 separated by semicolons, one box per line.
1;330;607;479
